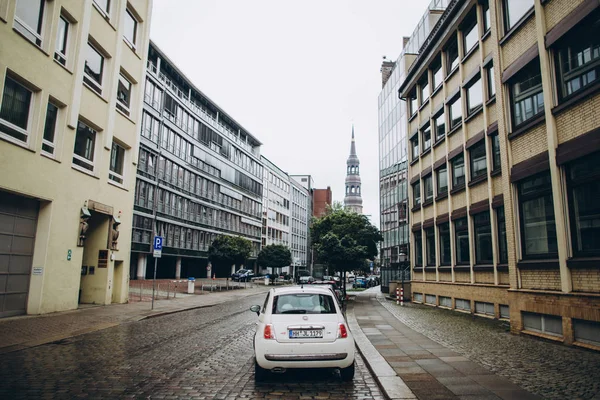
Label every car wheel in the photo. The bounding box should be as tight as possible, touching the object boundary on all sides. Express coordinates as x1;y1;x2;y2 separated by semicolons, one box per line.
255;359;268;382
340;361;355;381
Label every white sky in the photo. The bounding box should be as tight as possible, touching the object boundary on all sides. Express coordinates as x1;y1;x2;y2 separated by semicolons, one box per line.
150;0;431;228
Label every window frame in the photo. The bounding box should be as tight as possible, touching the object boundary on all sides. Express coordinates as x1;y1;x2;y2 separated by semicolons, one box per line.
419;73;429;106
448;95;462;130
485;63;496;100
13;0;45;47
473;211;493;265
503;0;534;33
72;120;98;173
123;7;138;49
454;217;470;265
437;166;448;196
83;41;106;95
434;112;446;142
491;134;501;172
421;123;431;152
509;59;544;129
414;230;423;267
451;153;465;189
0;74;35;145
445;36;459;76
469;140;487;181
109;141;126;185
54;14;70;66
413;181;421;207
465;75;483;116
461;10;479;56
41;101;59;156
410;135;419;161
432;57;443;91
482;0;491;34
425;227;436;266
116;72;133;116
93;0;111;19
497;206;508;264
439;222;451;265
423;174;433;204
517;171;559;260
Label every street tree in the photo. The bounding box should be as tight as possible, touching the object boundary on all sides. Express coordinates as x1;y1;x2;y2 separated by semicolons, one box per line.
208;235;253;278
257;244;292;278
312;207;382;293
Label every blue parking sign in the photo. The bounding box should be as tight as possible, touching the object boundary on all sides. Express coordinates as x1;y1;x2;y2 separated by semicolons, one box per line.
153;236;163;258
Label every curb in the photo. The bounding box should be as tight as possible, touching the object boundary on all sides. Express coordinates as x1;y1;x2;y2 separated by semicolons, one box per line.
347;300;416;400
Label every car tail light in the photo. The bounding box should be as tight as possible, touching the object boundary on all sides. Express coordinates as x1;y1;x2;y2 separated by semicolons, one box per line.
338;323;348;339
264;324;275;339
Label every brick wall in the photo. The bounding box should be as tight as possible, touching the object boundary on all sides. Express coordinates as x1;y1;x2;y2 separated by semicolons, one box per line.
449;129;463;151
411;281;509;313
492;176;503;197
432;89;444;111
502;17;537;67
555;94;600;144
439;271;452;282
453;191;467;209
426;271;436;281
466;112;484;138
510;125;548;164
545;0;585;31
463;49;482;81
487;102;497;125
455;271;471;283
572;269;600;293
470;182;488;204
424;205;434;220
437;198;449;215
499;271;510;286
521;269;562;291
475;271;494;284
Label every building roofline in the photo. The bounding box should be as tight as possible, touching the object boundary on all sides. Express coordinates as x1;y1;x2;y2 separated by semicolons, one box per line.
260;155;289;178
149;39;263;146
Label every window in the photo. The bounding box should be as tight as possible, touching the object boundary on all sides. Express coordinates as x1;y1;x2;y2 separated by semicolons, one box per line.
448;96;462;129
440;296;451;307
500;305;510;319
425;227;435;266
475;301;494;316
109;141;125;184
84;42;105;94
42;102;58;155
432;58;443;90
439;222;451;265
566;152;600;256
414;231;423;266
573;319;600;347
446;37;459;75
486;64;496;99
413;181;421;206
116;73;132;115
434;112;445;141
503;0;534;32
452;154;465;189
491;134;501;172
497;206;508;264
414;292;423;302
124;8;138;47
419;74;429;105
422;124;431;152
455;217;470;264
411;135;419;161
94;0;110;16
437;166;448;196
54;15;69;66
73;121;96;172
510;59;544;128
518;172;558;259
523;312;563;336
466;76;483;115
482;0;491;33
0;75;33;143
409;90;418;116
473;212;493;264
14;0;45;46
423;175;433;204
469;140;487;180
554;10;600;101
455;298;471;311
425;294;436;305
462;11;478;55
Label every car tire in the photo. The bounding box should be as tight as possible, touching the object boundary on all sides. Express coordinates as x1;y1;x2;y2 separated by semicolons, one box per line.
340;361;355;381
255;359;268;382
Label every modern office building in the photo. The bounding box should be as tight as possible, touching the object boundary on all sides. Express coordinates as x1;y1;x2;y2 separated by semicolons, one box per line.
291;174;315;273
312;187;332;218
290;177;310;275
260;156;291;252
0;0;152;316
399;0;600;349
343;126;363;214
131;41;263;280
378;0;449;286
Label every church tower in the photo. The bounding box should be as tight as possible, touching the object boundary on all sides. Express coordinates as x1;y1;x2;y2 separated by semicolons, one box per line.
344;125;363;214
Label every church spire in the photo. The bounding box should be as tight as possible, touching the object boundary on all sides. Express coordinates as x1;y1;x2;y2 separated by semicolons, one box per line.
344;125;363;214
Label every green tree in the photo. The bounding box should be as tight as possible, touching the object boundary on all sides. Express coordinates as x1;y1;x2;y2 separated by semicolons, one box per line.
257;244;292;278
208;235;253;278
312;208;382;292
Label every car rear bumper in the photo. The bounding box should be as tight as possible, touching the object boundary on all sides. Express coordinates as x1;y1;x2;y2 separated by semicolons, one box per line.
255;340;355;369
265;352;348;361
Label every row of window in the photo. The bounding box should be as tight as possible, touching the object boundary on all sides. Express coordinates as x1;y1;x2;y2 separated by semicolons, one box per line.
414;293;510;319
345;185;361;195
347;165;359;175
412;135;500;207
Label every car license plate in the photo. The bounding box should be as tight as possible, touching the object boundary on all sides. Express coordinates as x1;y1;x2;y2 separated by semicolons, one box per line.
289;329;323;338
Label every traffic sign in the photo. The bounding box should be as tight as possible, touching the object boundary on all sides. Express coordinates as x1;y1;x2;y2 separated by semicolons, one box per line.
153;236;163;258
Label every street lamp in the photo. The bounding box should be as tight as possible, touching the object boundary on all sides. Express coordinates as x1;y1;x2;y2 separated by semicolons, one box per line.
399;252;407;302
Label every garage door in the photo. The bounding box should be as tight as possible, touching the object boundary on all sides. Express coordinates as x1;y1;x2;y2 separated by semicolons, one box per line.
0;191;38;318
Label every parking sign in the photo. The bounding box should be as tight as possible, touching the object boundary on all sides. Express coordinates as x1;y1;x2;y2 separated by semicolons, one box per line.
153;236;163;258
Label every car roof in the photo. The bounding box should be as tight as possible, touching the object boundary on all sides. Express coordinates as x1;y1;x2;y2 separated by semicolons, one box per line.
270;285;333;296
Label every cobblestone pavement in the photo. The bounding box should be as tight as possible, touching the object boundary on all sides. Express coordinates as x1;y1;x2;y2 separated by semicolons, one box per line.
378;293;600;400
0;292;383;399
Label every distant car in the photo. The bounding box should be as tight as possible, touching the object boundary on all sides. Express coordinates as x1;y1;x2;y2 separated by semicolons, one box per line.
347;274;355;283
231;269;255;282
352;276;367;288
249;286;355;381
299;276;315;284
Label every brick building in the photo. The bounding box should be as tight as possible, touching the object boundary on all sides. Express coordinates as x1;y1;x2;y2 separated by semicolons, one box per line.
398;0;600;349
312;187;332;218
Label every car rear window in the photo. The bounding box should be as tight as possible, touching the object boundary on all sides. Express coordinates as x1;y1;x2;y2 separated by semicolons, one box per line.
272;293;336;314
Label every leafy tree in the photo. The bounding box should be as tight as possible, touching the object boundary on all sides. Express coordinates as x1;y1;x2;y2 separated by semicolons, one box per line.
312;208;382;293
257;244;292;277
208;235;253;278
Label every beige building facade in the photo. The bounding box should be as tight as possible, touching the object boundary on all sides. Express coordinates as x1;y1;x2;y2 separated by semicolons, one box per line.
0;0;152;317
400;0;600;349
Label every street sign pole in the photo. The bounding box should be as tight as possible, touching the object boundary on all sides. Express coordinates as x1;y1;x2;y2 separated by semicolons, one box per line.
151;235;163;310
152;257;158;310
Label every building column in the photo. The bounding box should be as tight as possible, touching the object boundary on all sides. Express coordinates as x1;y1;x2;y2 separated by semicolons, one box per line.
137;254;147;280
175;256;182;279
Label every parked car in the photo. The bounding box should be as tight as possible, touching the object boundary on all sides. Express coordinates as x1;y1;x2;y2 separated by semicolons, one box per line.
231;269;255;282
366;276;380;287
308;281;344;306
352;276;367;288
298;275;315;284
249;286;355;381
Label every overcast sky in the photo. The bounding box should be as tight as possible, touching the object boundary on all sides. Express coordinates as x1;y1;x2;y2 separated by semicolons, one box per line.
150;0;431;227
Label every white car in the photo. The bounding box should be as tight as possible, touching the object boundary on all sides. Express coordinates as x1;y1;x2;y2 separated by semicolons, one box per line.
250;286;355;381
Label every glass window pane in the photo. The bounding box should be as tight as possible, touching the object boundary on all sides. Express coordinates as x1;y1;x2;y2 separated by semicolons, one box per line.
519;173;558;258
487;65;496;98
15;0;44;44
437;167;448;195
467;77;483;114
43;102;58;145
463;18;478;54
55;16;68;58
124;9;137;45
452;154;465;188
94;0;110;13
568;153;600;255
474;212;493;264
85;44;104;85
117;74;131;108
439;223;451;265
435;113;445;140
470;141;487;179
414;231;423;266
450;97;462;128
504;0;534;31
0;76;32;131
455;218;470;264
426;228;435;265
497;207;508;264
73;121;96;170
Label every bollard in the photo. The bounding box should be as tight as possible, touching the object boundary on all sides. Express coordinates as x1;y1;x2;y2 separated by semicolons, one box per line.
400;287;404;307
396;287;399;305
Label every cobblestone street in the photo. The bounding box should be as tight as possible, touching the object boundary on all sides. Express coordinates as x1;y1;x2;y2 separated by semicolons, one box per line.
378;294;600;400
0;292;383;399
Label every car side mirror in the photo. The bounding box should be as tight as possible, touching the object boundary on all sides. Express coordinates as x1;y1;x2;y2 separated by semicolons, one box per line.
249;304;261;316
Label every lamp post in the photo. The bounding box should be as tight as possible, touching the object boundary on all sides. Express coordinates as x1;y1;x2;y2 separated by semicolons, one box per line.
399;252;407;303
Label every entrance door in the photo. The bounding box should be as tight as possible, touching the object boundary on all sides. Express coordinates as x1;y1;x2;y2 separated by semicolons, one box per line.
0;191;38;318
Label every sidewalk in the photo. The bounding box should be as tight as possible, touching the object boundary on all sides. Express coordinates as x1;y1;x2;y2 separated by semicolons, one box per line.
0;283;272;355
348;287;540;400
